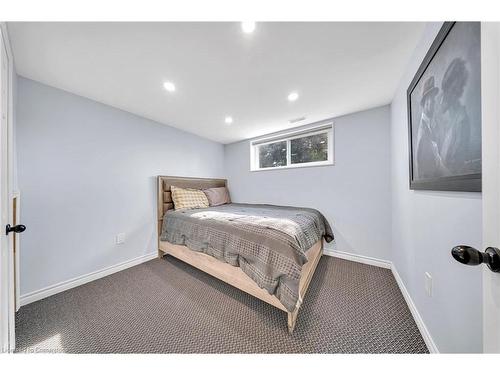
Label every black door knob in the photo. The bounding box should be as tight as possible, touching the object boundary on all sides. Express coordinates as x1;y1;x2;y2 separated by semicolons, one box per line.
5;224;26;236
451;245;500;273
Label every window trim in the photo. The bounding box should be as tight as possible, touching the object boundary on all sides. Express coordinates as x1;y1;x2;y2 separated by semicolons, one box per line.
250;122;334;172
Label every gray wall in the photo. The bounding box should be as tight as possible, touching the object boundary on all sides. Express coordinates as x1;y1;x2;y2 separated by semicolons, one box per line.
16;77;225;296
224;106;392;260
390;23;483;353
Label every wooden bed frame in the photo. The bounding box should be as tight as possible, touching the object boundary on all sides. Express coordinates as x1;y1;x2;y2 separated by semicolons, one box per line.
156;175;323;333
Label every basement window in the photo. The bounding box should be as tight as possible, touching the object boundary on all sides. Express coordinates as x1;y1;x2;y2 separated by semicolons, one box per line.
250;123;334;171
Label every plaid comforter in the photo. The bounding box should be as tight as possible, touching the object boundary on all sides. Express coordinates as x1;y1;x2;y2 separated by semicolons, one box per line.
160;203;334;312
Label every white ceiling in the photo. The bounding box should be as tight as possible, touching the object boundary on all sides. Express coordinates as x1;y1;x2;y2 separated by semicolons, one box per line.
8;22;424;144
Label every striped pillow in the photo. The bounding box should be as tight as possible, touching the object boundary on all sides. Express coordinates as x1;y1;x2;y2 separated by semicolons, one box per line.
171;186;209;210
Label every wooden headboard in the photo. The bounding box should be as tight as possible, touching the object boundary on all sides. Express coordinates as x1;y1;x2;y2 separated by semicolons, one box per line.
156;175;227;242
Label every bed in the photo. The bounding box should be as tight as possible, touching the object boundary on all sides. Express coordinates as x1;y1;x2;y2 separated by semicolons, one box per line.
157;175;333;332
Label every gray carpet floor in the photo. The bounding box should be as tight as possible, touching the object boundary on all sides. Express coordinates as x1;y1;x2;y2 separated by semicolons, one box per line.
15;255;428;353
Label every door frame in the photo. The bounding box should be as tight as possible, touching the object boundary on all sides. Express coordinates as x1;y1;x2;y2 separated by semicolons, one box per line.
481;22;500;353
0;22;16;353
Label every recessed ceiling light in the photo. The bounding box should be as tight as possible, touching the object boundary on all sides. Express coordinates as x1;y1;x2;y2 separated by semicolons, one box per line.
163;81;176;92
225;116;233;124
288;92;299;102
241;22;256;34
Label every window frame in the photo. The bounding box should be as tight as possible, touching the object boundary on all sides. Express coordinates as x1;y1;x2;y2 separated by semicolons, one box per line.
250;122;334;172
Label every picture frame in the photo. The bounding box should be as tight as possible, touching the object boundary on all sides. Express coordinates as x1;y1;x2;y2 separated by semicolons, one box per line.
407;22;482;192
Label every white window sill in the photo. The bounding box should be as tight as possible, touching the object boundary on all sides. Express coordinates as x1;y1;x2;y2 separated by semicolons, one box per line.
250;160;334;172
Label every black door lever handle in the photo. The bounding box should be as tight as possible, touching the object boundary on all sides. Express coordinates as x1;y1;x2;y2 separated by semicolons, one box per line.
5;224;26;236
451;245;500;273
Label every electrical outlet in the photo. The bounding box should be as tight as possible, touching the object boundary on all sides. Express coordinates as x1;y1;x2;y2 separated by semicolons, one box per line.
425;272;432;297
115;233;125;245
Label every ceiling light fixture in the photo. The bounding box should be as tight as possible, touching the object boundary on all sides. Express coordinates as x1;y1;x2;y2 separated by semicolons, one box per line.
225;116;233;124
287;92;299;102
163;81;176;92
241;22;256;34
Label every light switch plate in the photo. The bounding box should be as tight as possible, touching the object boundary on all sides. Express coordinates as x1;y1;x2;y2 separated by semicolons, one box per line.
425;272;432;297
115;233;125;245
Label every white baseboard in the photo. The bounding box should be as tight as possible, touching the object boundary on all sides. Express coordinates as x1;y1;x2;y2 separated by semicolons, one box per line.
20;252;157;306
324;248;392;269
391;264;439;353
323;248;438;353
